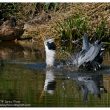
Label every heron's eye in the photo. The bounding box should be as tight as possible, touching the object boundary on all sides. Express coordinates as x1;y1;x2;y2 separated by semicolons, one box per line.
47;42;56;50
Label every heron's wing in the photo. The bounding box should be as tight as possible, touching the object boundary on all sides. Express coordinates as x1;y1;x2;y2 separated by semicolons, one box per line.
82;33;90;51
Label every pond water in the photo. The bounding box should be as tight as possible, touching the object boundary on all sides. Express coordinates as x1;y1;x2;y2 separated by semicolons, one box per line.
0;41;110;107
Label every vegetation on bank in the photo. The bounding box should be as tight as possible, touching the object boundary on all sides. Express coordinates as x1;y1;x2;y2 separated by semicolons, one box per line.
0;3;110;48
54;15;109;51
0;3;59;21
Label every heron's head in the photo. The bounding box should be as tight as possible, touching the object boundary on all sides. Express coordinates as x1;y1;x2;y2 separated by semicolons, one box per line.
44;38;56;51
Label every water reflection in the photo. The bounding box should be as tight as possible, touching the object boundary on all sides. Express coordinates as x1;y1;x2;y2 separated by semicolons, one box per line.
41;64;108;103
0;41;109;106
0;41;42;62
0;50;5;71
44;68;56;95
0;59;4;72
65;72;107;102
0;41;24;60
76;74;107;102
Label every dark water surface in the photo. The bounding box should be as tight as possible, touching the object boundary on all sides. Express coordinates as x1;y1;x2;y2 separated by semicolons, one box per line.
0;42;110;107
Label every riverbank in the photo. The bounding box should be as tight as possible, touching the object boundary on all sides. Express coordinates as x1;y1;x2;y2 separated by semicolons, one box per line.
23;3;110;44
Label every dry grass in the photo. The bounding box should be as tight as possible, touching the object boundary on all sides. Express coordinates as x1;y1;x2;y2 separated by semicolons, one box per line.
23;3;110;49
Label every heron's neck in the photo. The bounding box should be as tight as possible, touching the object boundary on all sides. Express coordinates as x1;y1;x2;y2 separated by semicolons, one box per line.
45;49;55;67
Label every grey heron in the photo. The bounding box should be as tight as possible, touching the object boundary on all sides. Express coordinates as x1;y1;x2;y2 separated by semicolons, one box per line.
69;33;104;71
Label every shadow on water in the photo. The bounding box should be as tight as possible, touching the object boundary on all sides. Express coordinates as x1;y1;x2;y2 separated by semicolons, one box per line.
0;42;110;107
